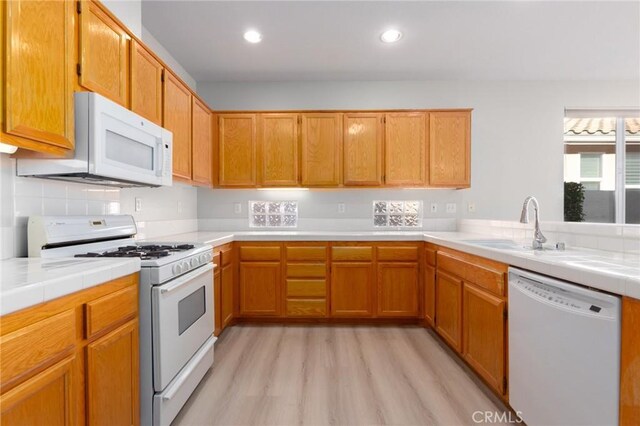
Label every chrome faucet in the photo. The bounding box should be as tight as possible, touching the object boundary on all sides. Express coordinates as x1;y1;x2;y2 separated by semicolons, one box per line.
520;196;547;250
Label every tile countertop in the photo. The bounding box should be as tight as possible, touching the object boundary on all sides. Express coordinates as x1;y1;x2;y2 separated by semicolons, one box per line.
0;257;141;316
148;230;640;300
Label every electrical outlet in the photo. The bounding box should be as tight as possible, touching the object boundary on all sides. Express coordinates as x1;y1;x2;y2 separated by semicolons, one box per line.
338;203;346;213
468;202;476;213
430;203;438;213
446;203;457;213
177;201;183;214
233;203;242;214
135;198;142;212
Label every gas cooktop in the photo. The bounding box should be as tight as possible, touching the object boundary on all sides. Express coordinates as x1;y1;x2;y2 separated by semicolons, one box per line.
74;243;196;260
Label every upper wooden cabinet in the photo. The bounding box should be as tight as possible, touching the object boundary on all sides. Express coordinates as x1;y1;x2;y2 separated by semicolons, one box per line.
384;112;428;186
429;111;471;188
78;1;129;106
163;72;192;180
130;41;163;125
300;113;342;186
343;113;384;186
1;0;75;154
218;114;257;186
258;113;299;186
191;97;213;186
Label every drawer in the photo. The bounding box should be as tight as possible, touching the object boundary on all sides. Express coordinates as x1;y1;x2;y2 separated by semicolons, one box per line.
85;285;138;339
286;246;327;261
437;251;505;296
212;252;221;268
377;246;419;261
239;246;281;261
1;309;76;389
331;246;373;261
286;299;327;317
425;247;437;267
286;263;326;278
287;279;326;297
220;246;233;266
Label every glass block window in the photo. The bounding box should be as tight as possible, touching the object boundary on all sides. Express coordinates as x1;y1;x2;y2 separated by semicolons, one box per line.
250;201;298;228
373;201;422;228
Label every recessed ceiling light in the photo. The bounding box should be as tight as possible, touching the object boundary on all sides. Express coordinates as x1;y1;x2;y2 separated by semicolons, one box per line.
380;29;402;43
243;30;262;43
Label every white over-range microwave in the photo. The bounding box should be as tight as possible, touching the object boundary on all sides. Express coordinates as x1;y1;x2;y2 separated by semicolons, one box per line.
17;92;173;188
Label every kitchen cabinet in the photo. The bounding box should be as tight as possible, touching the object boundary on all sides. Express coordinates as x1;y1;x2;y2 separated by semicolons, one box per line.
429;111;471;188
330;244;374;317
1;0;75;154
0;273;139;425
213;251;222;336
258;113;300;186
620;296;640;425
435;270;463;352
384;112;428;186
300;113;343;186
284;243;328;317
220;245;235;328
218;114;257;186
375;245;420;317
343;113;384;186
191;97;213;186
78;0;129;106
238;244;282;316
130;40;163;125
163;71;192;181
424;245;437;327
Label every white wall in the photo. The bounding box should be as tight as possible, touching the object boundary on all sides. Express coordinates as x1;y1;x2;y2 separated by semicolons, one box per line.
197;80;640;223
142;26;197;91
101;0;141;38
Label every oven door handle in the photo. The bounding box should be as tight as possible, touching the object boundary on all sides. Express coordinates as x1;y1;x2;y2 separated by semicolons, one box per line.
160;262;214;294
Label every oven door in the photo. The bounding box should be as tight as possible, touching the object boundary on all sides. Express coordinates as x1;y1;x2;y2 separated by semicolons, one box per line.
151;262;214;391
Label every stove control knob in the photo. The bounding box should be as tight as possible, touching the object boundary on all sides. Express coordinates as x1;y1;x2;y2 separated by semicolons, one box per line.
173;264;182;275
182;261;190;271
190;258;198;268
200;254;208;263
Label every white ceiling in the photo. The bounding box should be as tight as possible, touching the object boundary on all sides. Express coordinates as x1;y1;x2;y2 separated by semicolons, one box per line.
141;1;640;82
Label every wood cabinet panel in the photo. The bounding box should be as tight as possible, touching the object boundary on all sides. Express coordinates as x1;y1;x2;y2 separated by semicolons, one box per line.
330;262;374;317
221;263;234;327
437;250;506;296
86;320;139;426
286;300;326;317
300;113;342;186
239;246;281;261
435;271;463;352
3;0;75;151
463;283;506;395
0;355;74;426
425;246;437;267
258;113;299;186
239;262;281;316
220;245;234;266
85;285;137;339
377;263;419;317
130;41;163;125
219;114;257;186
424;264;436;327
285;246;327;261
192;97;213;186
621;296;640;425
286;280;326;298
213;266;222;336
79;1;129;106
331;246;373;262
286;263;326;278
163;72;192;180
343;113;383;186
384;112;428;186
429;111;471;187
376;246;419;261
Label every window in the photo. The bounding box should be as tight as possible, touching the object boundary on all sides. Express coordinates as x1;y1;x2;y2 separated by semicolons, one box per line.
564;111;640;224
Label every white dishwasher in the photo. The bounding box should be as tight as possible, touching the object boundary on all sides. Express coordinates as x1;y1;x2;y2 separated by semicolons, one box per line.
508;267;621;426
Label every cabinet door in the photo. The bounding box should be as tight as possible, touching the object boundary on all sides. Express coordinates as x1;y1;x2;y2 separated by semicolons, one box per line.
258;113;299;186
330;262;374;317
3;0;75;151
377;263;419;317
86;320;139;426
239;262;280;316
130;41;162;125
78;1;129;106
429;111;471;187
0;355;74;426
221;263;234;326
219;114;257;186
463;283;506;395
213;268;222;336
163;72;192;180
424;264;436;327
191;98;212;186
300;113;342;186
435;271;463;352
384;112;428;186
343;113;383;186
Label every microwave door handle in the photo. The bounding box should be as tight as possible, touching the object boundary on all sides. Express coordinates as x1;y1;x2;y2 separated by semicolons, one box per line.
157;139;164;177
160;262;214;294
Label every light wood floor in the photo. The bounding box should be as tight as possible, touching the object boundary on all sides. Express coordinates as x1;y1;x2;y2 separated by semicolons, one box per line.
172;325;510;426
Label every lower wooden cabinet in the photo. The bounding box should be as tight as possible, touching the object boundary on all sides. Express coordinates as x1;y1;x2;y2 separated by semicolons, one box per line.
86;320;139;426
424;264;436;327
221;262;234;326
435;271;463;352
239;262;281;316
462;283;506;395
331;262;374;317
377;262;419;317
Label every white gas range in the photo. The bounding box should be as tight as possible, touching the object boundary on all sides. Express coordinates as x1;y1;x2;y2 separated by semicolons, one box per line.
29;215;216;426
